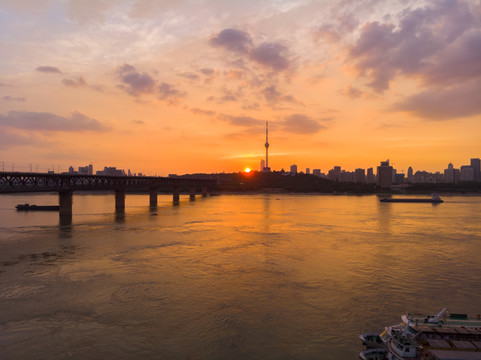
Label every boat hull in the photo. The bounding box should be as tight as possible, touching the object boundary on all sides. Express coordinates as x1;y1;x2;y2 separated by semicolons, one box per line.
16;204;60;211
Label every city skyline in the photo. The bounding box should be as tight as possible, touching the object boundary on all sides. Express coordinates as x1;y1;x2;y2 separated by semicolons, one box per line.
1;1;480;174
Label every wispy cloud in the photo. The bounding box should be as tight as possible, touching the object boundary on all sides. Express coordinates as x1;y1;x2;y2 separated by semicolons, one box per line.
62;76;87;87
35;66;62;74
0;111;109;132
3;95;26;102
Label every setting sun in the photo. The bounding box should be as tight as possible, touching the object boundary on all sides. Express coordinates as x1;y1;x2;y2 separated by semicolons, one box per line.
244;168;251;173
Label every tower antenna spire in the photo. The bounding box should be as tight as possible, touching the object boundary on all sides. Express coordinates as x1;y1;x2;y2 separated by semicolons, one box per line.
263;121;270;172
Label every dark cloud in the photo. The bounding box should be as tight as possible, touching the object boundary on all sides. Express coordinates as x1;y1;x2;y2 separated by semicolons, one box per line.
35;66;62;74
250;42;290;71
115;64;156;96
209;28;252;54
392;80;481;120
62;76;87;87
0;111;109;132
349;0;481;92
210;29;292;72
3;96;26;102
280;114;326;134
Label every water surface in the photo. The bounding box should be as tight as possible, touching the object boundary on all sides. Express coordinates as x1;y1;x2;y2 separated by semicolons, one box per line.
1;193;480;359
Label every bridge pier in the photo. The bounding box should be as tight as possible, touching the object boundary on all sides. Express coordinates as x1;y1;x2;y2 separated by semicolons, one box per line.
149;188;158;207
202;186;208;197
189;186;196;201
59;190;73;217
115;189;126;213
173;187;180;203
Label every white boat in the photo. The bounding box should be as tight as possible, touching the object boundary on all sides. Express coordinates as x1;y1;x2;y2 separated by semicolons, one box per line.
368;308;481;360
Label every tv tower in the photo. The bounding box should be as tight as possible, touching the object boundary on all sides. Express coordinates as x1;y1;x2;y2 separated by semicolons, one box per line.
263;121;271;172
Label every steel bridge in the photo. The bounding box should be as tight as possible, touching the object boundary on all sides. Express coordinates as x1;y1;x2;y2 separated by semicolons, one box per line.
0;172;217;216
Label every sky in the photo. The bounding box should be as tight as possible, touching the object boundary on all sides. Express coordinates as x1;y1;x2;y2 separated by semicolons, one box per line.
0;0;480;175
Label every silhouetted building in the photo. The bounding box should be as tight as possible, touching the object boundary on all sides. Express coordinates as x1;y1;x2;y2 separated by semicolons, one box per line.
377;160;393;188
78;164;93;175
306;168;310;175
367;167;376;184
394;173;405;184
354;168;366;183
290;164;298;174
471;158;480;181
444;163;455;183
460;165;474;181
312;169;321;176
96;167;125;176
68;166;75;174
407;166;413;182
260;159;265;171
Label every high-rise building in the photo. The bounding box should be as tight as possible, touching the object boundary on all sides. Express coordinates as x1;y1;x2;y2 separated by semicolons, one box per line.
460;165;474;181
444;163;455;183
377;160;393;188
260;159;265;171
367;167;376;183
312;169;321;176
471;158;480;181
306;168;310;174
354;168;366;183
407;166;413;182
290;165;297;174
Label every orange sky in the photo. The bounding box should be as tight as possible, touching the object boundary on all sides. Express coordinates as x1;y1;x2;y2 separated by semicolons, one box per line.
1;0;480;175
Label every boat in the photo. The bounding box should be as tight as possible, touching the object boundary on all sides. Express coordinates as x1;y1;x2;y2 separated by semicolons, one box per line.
380;194;443;203
361;308;481;360
359;333;386;348
16;204;60;211
360;348;387;360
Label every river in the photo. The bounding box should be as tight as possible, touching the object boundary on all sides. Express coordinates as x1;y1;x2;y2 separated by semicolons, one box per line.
1;193;480;359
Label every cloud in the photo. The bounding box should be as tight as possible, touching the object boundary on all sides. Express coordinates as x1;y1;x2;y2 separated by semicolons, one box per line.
200;68;215;76
115;64;184;102
392;80;481;120
62;76;87;87
3;96;26;102
158;82;184;101
219;114;264;127
64;0;115;24
262;85;295;104
178;72;200;80
190;108;216;117
250;42;290;71
209;28;252;54
210;29;292;72
35;66;62;74
280;114;326;134
341;85;364;99
115;64;156;96
348;0;481;92
0;111;109;132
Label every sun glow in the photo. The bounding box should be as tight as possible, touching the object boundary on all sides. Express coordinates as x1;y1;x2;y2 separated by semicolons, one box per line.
244;168;251;173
